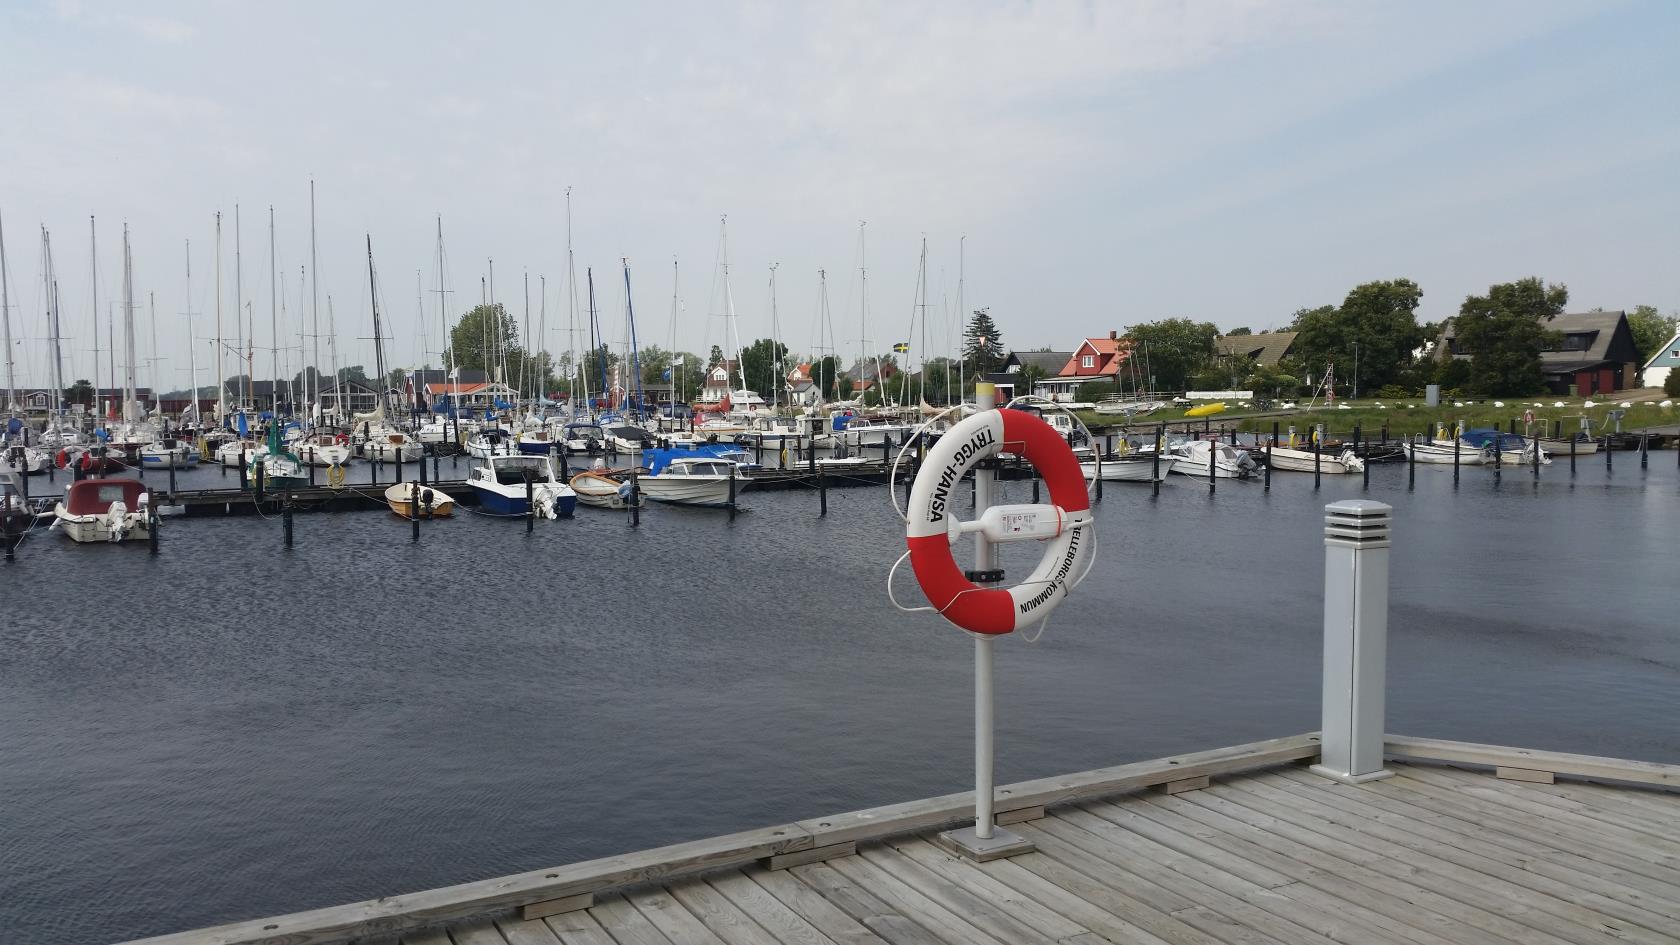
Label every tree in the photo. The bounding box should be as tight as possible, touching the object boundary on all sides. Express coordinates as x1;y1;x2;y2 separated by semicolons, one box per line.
962;309;1004;376
740;337;790;400
1017;363;1049;398
1666;368;1680;397
1628;304;1678;367
445;304;522;380
1454;277;1567;395
1123;317;1218;391
707;345;725;370
1226;326;1253;336
808;355;844;400
835;374;855;400
65;379;93;407
1288;279;1426;396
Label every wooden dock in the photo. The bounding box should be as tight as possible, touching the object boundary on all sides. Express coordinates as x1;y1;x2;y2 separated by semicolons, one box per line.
121;735;1680;945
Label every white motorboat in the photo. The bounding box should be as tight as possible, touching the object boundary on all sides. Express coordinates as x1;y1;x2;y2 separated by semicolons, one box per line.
215;438;262;468
1402;441;1492;465
637;455;746;508
1081;453;1176;482
1537;435;1598;456
139;438;201;469
53;478;151;543
2;443;50;475
361;429;423;463
466;453;577;518
467;429;516;459
601;422;656;453
1167;440;1255;479
1263;445;1365;474
837;415;918;449
292;432;353;467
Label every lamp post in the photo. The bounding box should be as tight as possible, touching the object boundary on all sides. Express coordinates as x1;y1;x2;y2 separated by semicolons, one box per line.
1352;342;1360;401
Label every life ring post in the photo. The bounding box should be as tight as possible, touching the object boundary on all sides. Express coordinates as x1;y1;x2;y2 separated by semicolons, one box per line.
934;381;1036;863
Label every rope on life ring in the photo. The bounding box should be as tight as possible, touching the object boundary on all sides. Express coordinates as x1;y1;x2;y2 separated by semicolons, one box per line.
896;407;1097;636
326;464;346;488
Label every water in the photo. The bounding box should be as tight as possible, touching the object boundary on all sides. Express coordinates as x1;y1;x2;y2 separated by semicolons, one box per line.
3;454;1678;945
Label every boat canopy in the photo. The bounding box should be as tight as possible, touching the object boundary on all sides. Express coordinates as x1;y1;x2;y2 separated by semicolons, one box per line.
643;444;747;475
64;479;145;515
1460;428;1530;449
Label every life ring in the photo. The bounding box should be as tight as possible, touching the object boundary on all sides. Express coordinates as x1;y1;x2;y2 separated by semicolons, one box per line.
80;452;96;472
905;409;1095;635
334;433;349;446
55;448;70;469
326;464;346;488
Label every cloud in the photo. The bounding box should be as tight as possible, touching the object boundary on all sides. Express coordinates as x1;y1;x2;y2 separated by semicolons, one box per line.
52;73;222;123
50;0;197;44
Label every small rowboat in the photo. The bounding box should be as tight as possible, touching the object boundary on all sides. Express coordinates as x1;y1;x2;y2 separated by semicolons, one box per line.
1183;402;1226;418
570;469;642;510
384;482;454;518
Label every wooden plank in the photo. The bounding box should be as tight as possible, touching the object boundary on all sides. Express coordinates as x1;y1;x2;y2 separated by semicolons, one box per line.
496;916;564;945
450;916;513;945
1496;766;1555;784
1204;776;1675;945
994;805;1044;825
706;870;842;945
588;893;675;945
665;877;787;945
799;733;1321;847
964;855;1184;945
1522;780;1680;843
1259;769;1680;923
542;909;617;945
1385;735;1680;789
788;862;951;945
399;930;453;945
1159;776;1209;795
739;867;888;945
626;884;729;945
520;894;593;921
1394;766;1680;866
764;841;857;871
883;837;1090;940
1151;784;1586;945
118;823;810;945
1041;808;1343;945
1103;797;1477;945
826;849;1023;945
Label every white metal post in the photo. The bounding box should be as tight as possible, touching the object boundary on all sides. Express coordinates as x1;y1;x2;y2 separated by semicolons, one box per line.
1311;499;1394;784
936;382;1035;861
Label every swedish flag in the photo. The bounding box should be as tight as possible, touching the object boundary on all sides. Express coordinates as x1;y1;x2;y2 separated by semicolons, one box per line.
892;342;910;354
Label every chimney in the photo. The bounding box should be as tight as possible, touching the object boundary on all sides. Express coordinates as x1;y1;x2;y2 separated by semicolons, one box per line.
1108;330;1118;341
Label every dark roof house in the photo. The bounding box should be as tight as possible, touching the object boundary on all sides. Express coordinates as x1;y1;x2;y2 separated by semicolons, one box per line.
1215;331;1298;367
1439;310;1641;395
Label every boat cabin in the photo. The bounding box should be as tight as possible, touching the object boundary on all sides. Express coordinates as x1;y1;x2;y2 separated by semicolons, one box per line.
64;479;146;515
478;455;556;485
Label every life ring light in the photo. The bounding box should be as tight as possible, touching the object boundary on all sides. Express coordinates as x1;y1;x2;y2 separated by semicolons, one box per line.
905;409;1095;635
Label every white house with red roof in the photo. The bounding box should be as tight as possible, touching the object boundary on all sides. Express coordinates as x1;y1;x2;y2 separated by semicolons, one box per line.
1037;331;1132;401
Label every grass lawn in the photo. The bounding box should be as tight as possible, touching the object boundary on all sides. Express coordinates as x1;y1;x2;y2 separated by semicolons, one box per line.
1074;390;1678;438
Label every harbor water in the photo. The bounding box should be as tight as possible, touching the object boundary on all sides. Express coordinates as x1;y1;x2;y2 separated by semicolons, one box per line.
3;455;1678;945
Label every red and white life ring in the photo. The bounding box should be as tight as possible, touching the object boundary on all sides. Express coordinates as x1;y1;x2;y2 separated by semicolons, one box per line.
55;448;71;469
905;408;1095;635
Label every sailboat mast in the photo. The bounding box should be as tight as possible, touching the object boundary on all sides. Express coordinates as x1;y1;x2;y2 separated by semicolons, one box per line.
537;274;547;405
268;206;278;415
43;228;64;419
565;188;586;413
121;222;136;424
918;237;928;406
215;212;224;420
623;259;642;418
327;293;342;420
521;271;530;403
0;209;12;414
186;238;199;423
957;235;965;402
366;235;386;416
817;268;831;401
719;217;745;399
587;268;605;404
309;179;321;417
434;216;453;419
668;259;680;412
89;217;99;422
234;205;244;409
235;202;245;408
768;263;780;411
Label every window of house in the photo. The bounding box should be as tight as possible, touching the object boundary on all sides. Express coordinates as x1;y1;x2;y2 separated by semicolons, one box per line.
1561;334;1592;352
1081;355;1095;368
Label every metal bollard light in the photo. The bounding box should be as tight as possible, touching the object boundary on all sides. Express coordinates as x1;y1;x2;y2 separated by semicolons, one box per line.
1311;499;1394;785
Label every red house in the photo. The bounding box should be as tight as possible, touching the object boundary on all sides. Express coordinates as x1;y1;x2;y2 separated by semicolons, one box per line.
1039;332;1132;401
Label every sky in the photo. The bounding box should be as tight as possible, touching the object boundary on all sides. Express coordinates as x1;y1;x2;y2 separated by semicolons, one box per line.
0;0;1675;394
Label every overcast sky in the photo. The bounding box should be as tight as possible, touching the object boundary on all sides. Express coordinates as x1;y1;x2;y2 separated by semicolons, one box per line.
1;0;1675;393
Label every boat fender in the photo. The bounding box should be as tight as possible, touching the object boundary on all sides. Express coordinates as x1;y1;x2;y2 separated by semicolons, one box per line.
904;408;1096;635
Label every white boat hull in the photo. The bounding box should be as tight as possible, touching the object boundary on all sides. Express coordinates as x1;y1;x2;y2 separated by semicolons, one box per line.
363;441;423;463
637;474;741;508
384;482;454;517
1081;456;1175;481
1;447;51;475
295;444;354;467
1538;438;1597;455
1264;446;1364;474
54;507;150;543
1402;442;1492;465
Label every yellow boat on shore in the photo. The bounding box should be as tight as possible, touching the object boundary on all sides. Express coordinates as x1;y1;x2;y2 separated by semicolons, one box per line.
1184;402;1227;418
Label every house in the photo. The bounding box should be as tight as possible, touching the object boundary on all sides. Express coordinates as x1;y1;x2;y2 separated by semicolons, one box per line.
1642;329;1680;390
1036;333;1131;402
985;349;1071;402
424;381;519;409
319;380;382;415
405;369;489;406
699;360;738;403
1439;310;1642;395
1215;331;1298;367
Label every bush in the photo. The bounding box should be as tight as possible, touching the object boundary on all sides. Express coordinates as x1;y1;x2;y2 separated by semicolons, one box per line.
1666;370;1680;397
1375;385;1411;399
1077;381;1119;402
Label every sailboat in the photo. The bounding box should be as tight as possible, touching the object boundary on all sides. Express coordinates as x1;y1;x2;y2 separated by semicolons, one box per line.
0;211;47;475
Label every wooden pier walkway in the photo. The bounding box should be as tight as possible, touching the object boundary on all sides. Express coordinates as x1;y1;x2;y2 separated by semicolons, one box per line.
124;735;1680;945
